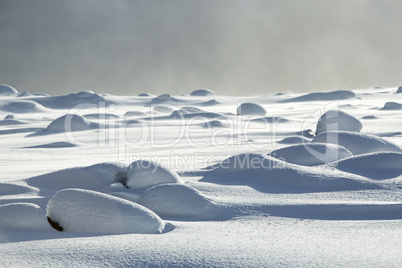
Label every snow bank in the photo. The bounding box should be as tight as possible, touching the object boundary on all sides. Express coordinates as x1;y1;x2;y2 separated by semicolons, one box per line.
140;183;222;219
312;131;402;155
46;114;97;132
236;103;266;116
334;152;402;179
126;160;182;190
381;102;402;110
0;100;47;113
190;89;215;96
269;143;352;166
0;84;18;96
316;110;362;134
27;162;128;192
46;188;165;234
280;90;356;103
0;203;49;230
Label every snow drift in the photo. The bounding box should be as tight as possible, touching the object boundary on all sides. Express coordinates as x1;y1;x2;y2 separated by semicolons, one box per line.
0;84;19;96
0;203;49;230
46;114;98;132
190;89;215;96
46;188;165;234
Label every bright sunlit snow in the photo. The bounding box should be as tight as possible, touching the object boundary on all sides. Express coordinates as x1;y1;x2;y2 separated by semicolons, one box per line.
1;86;402;267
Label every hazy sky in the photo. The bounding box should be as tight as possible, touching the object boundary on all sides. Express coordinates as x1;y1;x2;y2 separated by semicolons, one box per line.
1;0;402;96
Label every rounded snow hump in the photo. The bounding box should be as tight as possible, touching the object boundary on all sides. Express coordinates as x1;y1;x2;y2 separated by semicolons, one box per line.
316;110;362;135
190;89;215;96
0;84;19;96
237;103;266;116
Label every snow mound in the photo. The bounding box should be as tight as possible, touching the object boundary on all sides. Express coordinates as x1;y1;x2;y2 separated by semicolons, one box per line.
362;115;376;119
397;86;402;93
316;110;362;135
124;111;147;117
32;91;107;109
0;100;47;113
312;131;402;155
153;105;175;113
278;136;312;144
381;102;402;110
126;160;183;190
138;93;153;97
0;119;25;126
140;183;222;219
46;114;97;132
4;114;16;120
147;94;181;106
46;188;165;234
206;153;285;174
0;203;49;229
334;152;402;179
181;106;204;113
269;143;352;166
204;153;378;191
0;183;38;195
83;113;119;120
0;84;19;96
170;110;226;120
190;89;215;96
202;120;226;128
27;162;128;192
200;99;220;106
280;90;356;103
236;103;266;116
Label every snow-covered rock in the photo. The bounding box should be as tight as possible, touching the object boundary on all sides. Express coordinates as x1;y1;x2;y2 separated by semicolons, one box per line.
312;131;402;155
126;160;182;190
0;203;49;230
46;188;165;234
269;143;352;166
190;89;215;96
140;183;222;219
316;110;362;135
0;84;19;96
236;103;266;116
46;114;97;132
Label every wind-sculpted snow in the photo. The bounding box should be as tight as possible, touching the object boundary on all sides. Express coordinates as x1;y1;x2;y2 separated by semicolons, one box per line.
0;203;49;230
236;102;266;116
140;183;224;220
277;136;312;144
46;114;98;132
280;90;356;102
269;143;352;166
126;160;182;190
0;100;47;113
190;89;215;96
204;153;379;192
334;152;402;180
46;188;165;234
27;162;128;193
0;84;19;96
31;91;109;109
316;110;362;134
147;94;182;106
312;131;402;155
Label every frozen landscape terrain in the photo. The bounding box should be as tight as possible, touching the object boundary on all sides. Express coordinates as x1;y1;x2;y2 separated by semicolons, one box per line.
1;84;402;267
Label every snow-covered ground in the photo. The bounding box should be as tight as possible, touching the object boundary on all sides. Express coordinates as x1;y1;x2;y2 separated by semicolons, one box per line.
1;85;402;267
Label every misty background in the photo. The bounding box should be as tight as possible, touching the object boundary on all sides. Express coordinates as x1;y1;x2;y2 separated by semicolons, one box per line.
1;0;401;96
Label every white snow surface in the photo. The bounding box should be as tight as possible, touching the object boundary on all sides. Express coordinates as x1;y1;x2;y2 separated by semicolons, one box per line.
1;87;402;267
47;188;165;234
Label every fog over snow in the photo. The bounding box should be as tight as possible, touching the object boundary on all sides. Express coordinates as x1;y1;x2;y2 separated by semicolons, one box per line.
1;0;402;95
